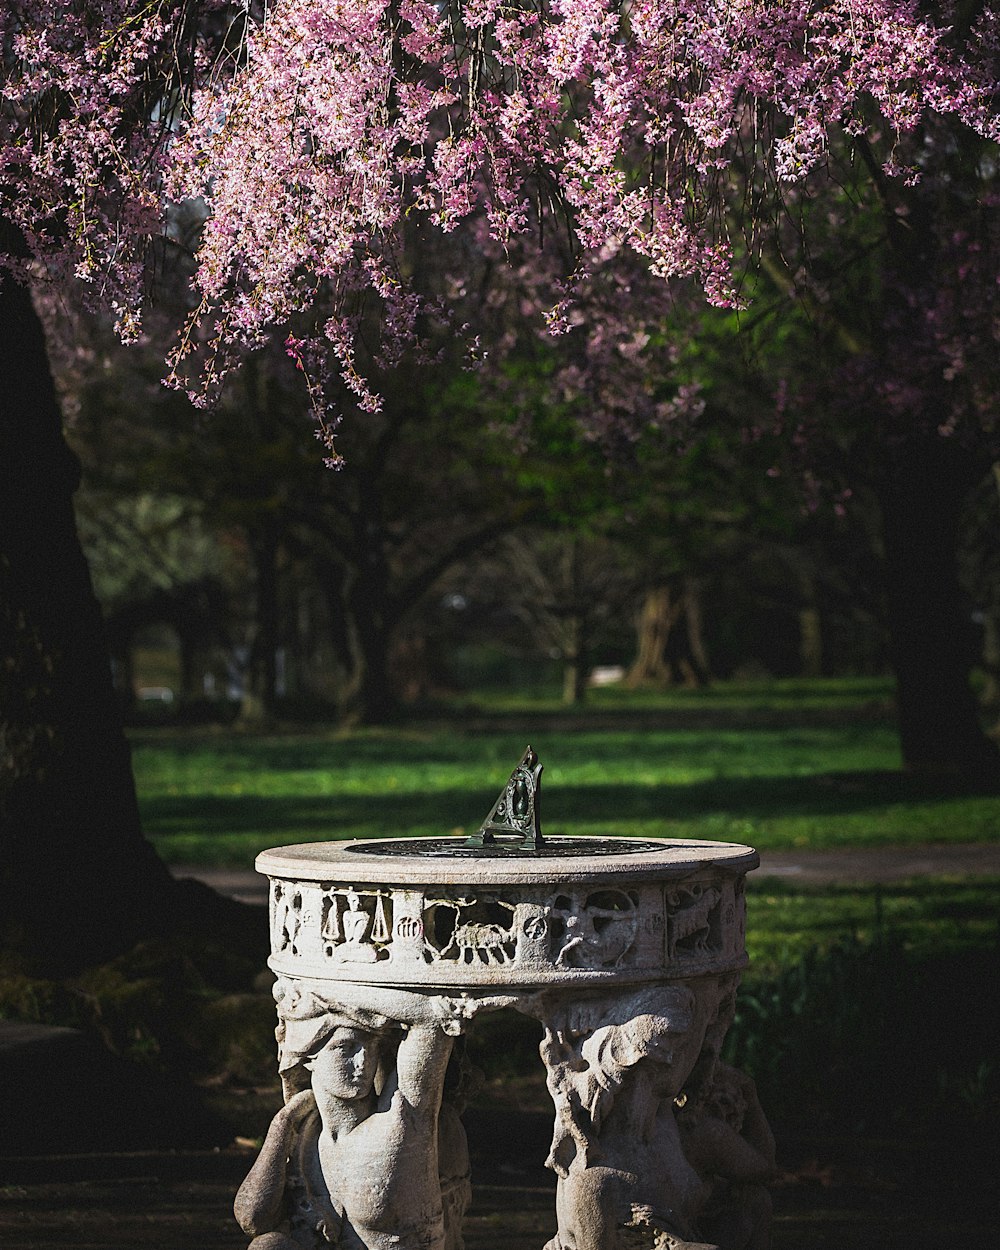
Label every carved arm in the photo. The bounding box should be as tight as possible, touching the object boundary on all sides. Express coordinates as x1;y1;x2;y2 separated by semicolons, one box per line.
234;1088;316;1238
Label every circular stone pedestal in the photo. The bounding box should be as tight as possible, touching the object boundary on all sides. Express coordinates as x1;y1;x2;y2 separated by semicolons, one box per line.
237;837;768;1250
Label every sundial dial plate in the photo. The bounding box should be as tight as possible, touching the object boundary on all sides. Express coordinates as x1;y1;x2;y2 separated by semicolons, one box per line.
256;834;760;887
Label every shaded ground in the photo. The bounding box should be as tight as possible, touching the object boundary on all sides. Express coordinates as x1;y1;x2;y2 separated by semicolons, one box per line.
2;1119;997;1249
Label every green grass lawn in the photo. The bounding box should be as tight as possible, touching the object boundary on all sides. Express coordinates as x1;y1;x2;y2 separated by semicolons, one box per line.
743;876;999;972
6;680;995;1141
130;678;999;866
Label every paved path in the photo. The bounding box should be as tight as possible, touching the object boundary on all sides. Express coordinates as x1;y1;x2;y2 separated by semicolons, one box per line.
172;841;1000;904
745;841;1000;883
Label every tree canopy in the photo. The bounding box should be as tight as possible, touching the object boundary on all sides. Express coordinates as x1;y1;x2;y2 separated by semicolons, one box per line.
3;2;999;782
3;1;998;457
3;3;1000;978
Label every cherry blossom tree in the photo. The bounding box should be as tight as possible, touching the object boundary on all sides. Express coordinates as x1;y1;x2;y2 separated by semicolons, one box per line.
4;1;998;447
694;90;1000;774
3;1;1000;966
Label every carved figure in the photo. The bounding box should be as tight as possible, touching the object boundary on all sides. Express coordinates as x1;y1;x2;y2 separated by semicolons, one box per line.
674;981;775;1250
322;893;342;943
676;1063;775;1250
667;886;722;959
326;888;392;963
275;886;303;956
450;920;513;963
235;1008;462;1250
552;890;639;969
342;888;369;941
540;986;712;1250
428;896;516;964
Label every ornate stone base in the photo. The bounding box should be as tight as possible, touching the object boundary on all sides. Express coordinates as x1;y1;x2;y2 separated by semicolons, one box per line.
237;836;774;1250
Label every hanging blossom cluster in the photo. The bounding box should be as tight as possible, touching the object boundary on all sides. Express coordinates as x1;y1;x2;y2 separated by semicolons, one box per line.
0;1;235;339
467;227;703;452
3;1;999;459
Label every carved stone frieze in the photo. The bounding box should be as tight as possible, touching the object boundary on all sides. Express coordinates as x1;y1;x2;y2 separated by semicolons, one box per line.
262;837;757;987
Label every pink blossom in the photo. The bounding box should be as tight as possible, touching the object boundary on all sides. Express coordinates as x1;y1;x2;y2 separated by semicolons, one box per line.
3;0;998;440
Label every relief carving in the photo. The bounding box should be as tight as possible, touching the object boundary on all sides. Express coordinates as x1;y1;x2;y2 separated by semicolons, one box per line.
423;894;517;965
321;887;392;962
734;879;747;950
550;889;640;969
273;884;303;957
666;884;723;960
269;876;747;983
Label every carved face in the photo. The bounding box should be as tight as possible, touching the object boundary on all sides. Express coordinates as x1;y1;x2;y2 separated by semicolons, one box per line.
627;1013;691;1099
309;1026;380;1100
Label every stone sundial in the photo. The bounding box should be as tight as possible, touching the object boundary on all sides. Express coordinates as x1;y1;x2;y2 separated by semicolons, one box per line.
238;749;770;1250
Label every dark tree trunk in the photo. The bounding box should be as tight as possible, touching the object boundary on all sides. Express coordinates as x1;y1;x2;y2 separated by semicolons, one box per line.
877;435;1000;779
238;522;281;727
312;557;398;723
559;540;589;705
343;583;398;724
981;611;1000;712
796;568;824;679
679;577;712;687
562;613;589;705
863;151;1000;781
626;581;711;689
335;464;401;725
0;273;262;974
626;585;678;687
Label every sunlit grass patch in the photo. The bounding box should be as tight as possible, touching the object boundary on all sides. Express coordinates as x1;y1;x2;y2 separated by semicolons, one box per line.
128;679;997;866
743;877;1000;972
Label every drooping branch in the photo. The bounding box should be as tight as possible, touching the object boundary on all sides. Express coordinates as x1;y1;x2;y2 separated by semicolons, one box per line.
3;1;997;444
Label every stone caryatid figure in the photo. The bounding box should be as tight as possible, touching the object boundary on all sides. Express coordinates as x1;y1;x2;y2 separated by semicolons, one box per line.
539;985;715;1250
668;975;775;1250
235;985;472;1250
675;1061;775;1250
538;982;772;1250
